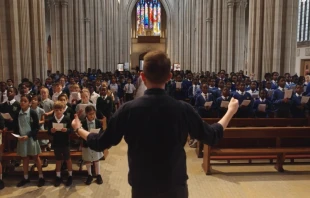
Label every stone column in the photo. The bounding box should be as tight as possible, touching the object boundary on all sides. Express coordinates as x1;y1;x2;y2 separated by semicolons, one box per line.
272;0;283;73
68;0;75;70
37;0;48;80
216;0;222;70
211;0;218;72
201;0;208;72
227;0;234;73
79;0;85;72
221;0;228;72
85;0;91;70
262;0;274;76
206;0;212;72
61;0;68;73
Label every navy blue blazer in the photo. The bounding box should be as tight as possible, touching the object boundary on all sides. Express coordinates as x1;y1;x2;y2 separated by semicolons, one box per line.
195;93;215;109
253;98;272;117
271;88;292;112
290;94;306;118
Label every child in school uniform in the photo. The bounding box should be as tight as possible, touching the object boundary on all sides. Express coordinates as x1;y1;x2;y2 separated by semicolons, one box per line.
291;84;307;118
215;87;232;118
0;115;5;190
234;82;253;118
1;87;21;131
58;94;75;120
69;84;81;105
52;82;63;102
82;105;104;185
40;87;54;115
272;76;292;118
96;86;113;126
30;95;49;167
195;83;215;118
188;78;201;106
109;77;120;109
76;90;95;120
253;90;272;118
124;78;136;102
247;81;259;99
13;95;45;187
47;101;73;187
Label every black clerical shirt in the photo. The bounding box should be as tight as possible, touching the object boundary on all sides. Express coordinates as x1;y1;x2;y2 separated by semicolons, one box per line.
86;88;223;191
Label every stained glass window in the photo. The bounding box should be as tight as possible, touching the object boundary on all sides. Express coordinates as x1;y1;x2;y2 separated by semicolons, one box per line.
136;0;161;36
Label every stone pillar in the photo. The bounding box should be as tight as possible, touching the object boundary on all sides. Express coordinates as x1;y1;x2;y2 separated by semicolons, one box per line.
37;0;48;80
262;0;275;75
201;0;208;72
227;0;234;73
272;0;283;73
61;0;68;73
211;0;218;72
67;0;75;70
221;0;228;72
85;0;91;70
206;0;212;72
78;0;85;72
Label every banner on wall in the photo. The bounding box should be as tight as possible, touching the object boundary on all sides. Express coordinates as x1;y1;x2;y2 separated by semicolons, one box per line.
174;63;181;71
117;63;124;71
124;62;130;71
140;60;144;70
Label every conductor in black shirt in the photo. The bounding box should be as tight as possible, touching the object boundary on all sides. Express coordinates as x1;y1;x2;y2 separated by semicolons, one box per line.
72;51;239;198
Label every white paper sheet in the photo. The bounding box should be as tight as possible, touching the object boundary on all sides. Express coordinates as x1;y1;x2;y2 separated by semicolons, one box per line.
204;101;213;107
221;101;229;108
11;133;21;138
90;128;100;133
301;96;310;104
258;104;266;112
78;104;88;113
71;92;80;100
176;82;182;89
1;113;12;120
53;123;64;131
240;100;251;106
251;93;259;99
284;89;293;99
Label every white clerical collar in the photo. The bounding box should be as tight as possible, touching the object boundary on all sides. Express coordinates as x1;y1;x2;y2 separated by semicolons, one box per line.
54;115;64;123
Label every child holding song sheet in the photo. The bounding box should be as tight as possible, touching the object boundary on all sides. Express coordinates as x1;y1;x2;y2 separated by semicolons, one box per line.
81;105;103;185
47;101;73;187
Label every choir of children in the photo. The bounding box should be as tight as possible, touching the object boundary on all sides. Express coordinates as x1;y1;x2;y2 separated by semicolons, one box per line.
0;68;309;190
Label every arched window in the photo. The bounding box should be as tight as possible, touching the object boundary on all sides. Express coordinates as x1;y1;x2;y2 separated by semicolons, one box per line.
297;0;310;42
136;0;161;36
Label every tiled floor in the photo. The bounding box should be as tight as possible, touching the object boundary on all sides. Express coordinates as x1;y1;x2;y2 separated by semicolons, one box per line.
0;139;310;198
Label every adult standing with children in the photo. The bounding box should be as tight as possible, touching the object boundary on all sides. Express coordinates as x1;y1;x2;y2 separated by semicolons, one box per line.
72;51;239;198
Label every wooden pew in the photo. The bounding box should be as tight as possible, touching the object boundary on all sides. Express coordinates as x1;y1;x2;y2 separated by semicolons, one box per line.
1;130;84;175
201;126;310;175
196;118;310;158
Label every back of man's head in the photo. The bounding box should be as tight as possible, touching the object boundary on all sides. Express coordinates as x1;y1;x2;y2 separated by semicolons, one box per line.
143;51;171;84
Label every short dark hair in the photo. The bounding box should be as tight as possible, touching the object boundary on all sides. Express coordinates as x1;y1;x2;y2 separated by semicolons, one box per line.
143;51;171;84
85;105;96;114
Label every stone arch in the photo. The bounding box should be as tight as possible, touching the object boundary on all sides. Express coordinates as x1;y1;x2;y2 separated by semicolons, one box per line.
124;0;173;68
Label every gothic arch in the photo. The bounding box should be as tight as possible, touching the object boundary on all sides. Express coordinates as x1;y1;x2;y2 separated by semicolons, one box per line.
124;0;173;65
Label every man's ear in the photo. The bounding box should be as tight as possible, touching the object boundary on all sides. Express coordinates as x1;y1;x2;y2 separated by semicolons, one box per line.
141;72;146;82
166;72;172;83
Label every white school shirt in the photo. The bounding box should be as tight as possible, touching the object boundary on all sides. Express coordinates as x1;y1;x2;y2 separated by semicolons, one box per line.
90;91;100;104
124;83;136;94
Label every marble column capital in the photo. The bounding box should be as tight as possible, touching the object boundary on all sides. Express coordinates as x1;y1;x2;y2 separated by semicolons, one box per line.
227;0;235;7
206;18;213;23
61;1;68;7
